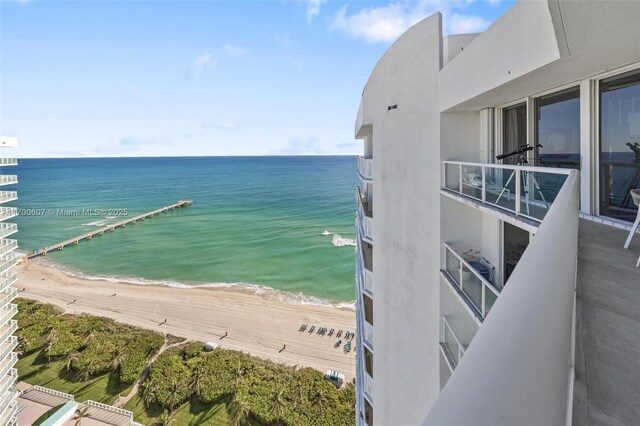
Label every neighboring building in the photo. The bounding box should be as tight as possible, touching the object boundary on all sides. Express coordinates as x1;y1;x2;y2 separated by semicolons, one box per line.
354;1;640;425
0;137;19;425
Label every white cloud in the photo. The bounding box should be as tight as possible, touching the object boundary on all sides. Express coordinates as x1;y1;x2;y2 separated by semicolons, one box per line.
187;53;215;79
222;44;247;58
488;0;501;5
268;136;326;155
94;137;169;154
448;13;490;33
330;3;429;43
306;0;326;23
330;0;493;43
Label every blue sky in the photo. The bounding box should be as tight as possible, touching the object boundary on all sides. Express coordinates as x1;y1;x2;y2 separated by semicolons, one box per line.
0;0;515;158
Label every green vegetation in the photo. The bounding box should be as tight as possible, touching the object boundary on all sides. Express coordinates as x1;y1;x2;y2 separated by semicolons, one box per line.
15;298;164;403
15;298;356;425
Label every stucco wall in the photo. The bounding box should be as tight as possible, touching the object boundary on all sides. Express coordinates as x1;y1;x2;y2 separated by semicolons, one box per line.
359;13;444;424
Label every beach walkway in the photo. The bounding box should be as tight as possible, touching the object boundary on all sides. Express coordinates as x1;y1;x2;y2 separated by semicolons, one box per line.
23;200;193;260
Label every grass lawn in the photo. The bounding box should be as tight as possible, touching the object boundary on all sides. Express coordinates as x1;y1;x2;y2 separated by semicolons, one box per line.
124;394;235;425
17;351;133;404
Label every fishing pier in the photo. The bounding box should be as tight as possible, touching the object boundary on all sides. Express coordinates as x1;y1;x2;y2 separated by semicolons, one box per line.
25;200;193;260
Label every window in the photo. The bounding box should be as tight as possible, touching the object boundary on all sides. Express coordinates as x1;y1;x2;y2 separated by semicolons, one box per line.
535;88;581;169
364;347;373;377
600;70;640;221
363;294;373;325
501;103;527;164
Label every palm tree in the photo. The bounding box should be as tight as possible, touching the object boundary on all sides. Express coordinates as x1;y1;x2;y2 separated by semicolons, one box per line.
227;394;250;426
16;336;29;356
141;378;158;409
190;363;205;400
72;405;89;426
232;363;245;387
61;351;80;373
270;383;287;422
165;381;182;412
110;347;127;374
44;328;58;362
78;358;99;382
154;410;175;426
310;388;328;416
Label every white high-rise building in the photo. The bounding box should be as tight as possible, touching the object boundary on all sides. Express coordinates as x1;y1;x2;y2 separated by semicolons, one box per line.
0;137;19;425
354;1;640;425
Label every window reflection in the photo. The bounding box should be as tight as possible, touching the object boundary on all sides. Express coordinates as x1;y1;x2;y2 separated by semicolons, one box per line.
535;88;580;169
600;70;640;222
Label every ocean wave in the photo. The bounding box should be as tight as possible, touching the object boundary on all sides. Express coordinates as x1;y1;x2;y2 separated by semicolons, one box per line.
32;258;356;311
331;234;356;247
82;220;106;227
321;230;356;247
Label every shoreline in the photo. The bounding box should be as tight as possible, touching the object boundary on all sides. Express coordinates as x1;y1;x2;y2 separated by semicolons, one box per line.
16;260;357;382
24;254;356;311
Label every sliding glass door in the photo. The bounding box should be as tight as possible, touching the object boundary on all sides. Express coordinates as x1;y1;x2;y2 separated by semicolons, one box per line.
535;88;580;169
600;70;640;221
501;103;527;164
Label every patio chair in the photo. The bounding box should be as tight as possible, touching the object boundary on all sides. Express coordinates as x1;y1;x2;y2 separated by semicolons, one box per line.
623;189;640;249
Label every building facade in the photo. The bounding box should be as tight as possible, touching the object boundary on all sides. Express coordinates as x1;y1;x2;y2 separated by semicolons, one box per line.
0;137;19;425
354;1;640;425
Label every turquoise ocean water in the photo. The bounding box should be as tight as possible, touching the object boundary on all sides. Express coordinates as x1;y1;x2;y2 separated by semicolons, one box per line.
13;156;358;305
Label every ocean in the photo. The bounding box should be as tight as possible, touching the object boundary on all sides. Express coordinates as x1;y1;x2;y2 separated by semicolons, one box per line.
12;156;358;305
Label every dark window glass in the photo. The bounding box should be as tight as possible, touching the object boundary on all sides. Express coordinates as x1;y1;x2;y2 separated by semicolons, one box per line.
502;103;527;164
535;88;580;169
600;70;640;221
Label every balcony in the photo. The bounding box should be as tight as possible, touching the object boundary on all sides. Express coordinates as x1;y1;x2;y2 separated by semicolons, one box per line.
0;352;17;382
0;208;17;222
0;305;17;326
0;273;16;294
356;236;373;294
357;187;373;241
0;369;17;402
0;193;16;206
0;320;17;347
0;176;17;187
0;240;17;258
0;224;17;240
442;243;500;321
0;159;17;167
440;316;466;371
363;370;373;402
363;320;373;350
443;161;572;222
426;170;580;425
0;288;17;310
357;156;373;181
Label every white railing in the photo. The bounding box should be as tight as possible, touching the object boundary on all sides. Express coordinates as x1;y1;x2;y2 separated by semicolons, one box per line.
0;257;16;276
0;289;16;312
0;176;17;186
0;389;18;425
363;320;373;349
426;170;580;426
357;187;373;241
363;371;373;402
443;161;572;222
85;400;134;418
0;273;16;293
356;237;373;294
0;159;17;167
0;336;17;362
443;243;500;320
0;208;17;222
32;385;75;401
0;305;17;325
357;156;373;180
0;240;17;258
0;192;16;205
0;369;16;399
0;320;17;346
0;224;17;239
0;352;17;381
441;316;465;369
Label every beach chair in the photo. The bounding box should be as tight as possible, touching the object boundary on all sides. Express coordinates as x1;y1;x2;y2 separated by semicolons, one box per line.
334;339;342;348
336;330;342;338
309;325;315;333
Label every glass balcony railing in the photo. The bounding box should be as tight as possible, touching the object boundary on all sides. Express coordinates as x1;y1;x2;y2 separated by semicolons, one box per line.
363;371;373;401
443;243;500;320
357;187;373;241
0;176;17;186
0;208;17;222
356;237;373;294
357;156;373;180
363;320;373;349
443;161;572;222
0;272;16;293
0;192;17;205
0;224;17;240
0;240;17;258
441;316;466;369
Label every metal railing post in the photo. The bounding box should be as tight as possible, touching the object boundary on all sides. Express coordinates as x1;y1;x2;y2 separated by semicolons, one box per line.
515;169;521;215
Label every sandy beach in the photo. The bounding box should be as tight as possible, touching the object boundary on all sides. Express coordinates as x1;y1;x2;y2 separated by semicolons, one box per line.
16;260;357;382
